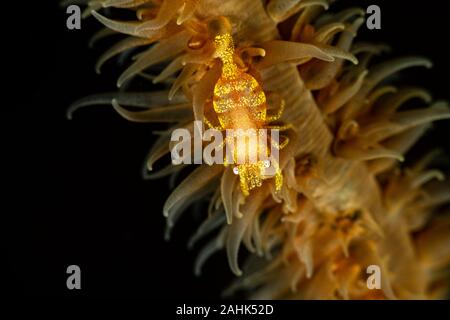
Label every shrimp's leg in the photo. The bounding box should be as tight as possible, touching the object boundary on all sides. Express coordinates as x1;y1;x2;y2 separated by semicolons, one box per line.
204;115;224;131
270;135;290;150
265;157;283;192
266;98;286;122
265;123;293;131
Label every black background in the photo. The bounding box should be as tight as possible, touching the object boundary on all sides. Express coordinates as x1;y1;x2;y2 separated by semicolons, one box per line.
2;0;450;298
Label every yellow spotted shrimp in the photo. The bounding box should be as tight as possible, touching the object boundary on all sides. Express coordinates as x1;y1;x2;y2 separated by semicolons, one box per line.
204;17;290;196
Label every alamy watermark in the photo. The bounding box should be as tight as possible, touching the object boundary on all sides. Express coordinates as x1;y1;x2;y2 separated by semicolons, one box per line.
66;5;81;30
366;264;381;289
65;4;381;31
66;265;81;290
366;5;381;30
170;121;280;176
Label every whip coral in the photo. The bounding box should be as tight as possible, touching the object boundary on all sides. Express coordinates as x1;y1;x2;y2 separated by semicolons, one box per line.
67;0;450;299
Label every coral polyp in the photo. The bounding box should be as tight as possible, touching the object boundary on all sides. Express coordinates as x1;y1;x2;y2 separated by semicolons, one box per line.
68;0;450;299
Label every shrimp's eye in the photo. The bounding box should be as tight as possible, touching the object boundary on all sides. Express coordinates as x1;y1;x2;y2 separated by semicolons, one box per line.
263;160;271;168
207;16;232;37
233;167;239;175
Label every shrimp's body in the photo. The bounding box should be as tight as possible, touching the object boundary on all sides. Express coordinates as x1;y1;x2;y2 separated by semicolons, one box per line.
210;30;285;196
